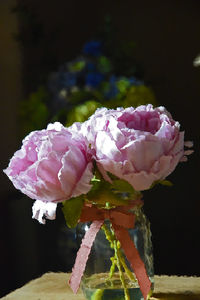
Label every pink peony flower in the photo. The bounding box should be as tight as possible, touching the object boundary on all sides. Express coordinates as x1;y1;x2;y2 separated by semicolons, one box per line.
4;122;93;223
80;105;193;191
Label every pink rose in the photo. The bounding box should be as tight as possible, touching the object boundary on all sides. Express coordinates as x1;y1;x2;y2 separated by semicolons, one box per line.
81;105;193;191
4;122;93;223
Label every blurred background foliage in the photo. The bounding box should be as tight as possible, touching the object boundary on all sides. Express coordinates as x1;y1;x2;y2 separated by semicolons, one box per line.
12;5;157;137
18;37;157;137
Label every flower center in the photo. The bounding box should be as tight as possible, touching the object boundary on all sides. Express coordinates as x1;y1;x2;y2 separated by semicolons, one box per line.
119;111;161;134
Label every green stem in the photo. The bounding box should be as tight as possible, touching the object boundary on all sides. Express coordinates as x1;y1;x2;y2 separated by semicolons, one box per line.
113;239;130;300
102;223;132;300
102;224;136;282
91;289;104;300
101;224;116;282
101;224;115;247
116;242;137;282
109;256;116;280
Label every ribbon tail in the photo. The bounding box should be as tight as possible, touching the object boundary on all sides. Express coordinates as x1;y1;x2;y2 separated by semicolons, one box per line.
69;220;104;293
112;225;152;300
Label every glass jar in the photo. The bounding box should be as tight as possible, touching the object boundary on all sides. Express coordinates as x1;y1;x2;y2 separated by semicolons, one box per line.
76;206;154;300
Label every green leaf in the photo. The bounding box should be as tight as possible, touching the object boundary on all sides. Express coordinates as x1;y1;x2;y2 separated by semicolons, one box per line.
97;55;112;73
68;60;86;72
150;179;173;189
159;180;173;187
62;196;84;228
116;78;131;93
111;179;135;194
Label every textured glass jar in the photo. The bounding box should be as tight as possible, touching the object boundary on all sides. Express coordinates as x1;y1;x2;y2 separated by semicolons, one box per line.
76;206;154;300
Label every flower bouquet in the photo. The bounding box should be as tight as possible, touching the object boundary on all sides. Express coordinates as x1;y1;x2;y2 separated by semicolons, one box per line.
4;104;193;300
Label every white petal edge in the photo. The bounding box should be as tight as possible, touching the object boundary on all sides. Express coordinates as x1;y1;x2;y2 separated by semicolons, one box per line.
47;122;64;131
32;200;57;224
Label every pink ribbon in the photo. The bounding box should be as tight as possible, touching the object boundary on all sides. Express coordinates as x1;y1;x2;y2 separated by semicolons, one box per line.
69;201;151;299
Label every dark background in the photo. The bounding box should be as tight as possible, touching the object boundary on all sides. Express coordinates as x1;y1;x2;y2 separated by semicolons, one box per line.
1;0;200;297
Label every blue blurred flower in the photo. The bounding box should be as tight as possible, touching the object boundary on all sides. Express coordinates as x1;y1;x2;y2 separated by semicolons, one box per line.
59;72;77;88
86;62;96;72
83;40;102;57
129;76;143;85
85;72;104;88
103;75;119;99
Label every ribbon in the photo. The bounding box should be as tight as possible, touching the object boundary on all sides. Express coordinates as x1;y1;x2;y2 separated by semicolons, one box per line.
69;220;104;293
69;201;151;299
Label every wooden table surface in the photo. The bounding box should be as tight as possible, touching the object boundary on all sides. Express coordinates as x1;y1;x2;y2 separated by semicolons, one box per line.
1;272;200;300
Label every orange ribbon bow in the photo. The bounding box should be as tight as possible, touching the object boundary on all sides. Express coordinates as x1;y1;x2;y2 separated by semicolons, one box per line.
69;201;151;300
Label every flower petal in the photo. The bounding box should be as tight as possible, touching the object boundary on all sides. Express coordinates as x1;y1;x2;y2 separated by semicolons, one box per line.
32;200;57;224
